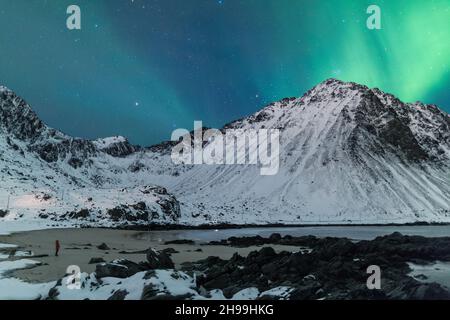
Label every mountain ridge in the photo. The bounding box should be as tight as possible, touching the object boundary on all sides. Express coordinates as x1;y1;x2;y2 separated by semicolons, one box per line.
1;79;450;228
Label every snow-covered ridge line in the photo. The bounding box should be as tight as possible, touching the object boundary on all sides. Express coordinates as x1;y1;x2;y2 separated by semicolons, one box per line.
0;85;139;164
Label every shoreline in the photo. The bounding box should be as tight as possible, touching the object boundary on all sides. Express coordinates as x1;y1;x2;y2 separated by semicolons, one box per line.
0;219;449;238
1;228;450;299
108;221;450;231
0;228;300;283
2;223;450;284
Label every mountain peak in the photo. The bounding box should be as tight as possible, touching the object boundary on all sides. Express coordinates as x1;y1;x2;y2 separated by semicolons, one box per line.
312;78;369;91
0;85;45;140
0;85;11;93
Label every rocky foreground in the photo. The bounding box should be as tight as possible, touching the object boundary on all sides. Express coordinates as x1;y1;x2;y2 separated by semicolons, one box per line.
46;233;450;300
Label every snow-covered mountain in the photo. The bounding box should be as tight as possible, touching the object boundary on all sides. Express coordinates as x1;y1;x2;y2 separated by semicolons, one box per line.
169;79;450;224
0;86;180;228
1;79;450;227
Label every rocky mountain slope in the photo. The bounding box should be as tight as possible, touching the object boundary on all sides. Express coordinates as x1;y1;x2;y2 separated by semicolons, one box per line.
1;79;449;227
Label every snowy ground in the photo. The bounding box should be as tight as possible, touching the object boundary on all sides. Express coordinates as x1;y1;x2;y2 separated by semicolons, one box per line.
0;226;299;300
0;258;55;299
0;256;293;300
48;269;293;300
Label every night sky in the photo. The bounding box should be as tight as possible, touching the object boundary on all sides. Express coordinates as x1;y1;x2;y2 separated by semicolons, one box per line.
0;0;449;145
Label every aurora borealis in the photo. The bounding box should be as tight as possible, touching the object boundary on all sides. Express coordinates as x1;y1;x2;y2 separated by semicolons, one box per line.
0;0;449;145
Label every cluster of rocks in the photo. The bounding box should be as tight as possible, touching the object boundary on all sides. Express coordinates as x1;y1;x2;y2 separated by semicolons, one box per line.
208;233;317;247
48;233;450;300
36;186;181;227
198;232;450;299
48;248;179;300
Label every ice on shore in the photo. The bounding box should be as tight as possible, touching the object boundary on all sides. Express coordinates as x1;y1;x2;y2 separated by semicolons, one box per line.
0;259;54;300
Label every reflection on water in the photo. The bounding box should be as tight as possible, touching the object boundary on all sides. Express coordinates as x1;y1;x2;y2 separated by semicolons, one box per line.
134;225;450;243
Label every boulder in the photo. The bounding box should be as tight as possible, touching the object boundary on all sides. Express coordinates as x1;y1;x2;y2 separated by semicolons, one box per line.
68;209;90;219
164;239;195;245
162;248;179;255
95;259;144;278
89;257;106;264
146;249;175;269
408;283;450;300
97;243;110;250
269;233;282;242
108;289;129;300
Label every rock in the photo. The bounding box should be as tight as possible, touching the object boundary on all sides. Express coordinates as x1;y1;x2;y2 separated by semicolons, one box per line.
203;273;232;290
89;257;106;264
68;209;90;219
409;283;450;300
68;157;83;168
140;273;194;300
289;279;322;300
414;274;428;281
47;287;60;300
131;202;147;211
95;259;144;278
223;286;244;299
0;210;9;218
118;249;147;254
258;247;276;257
249;247;277;265
162;248;179;255
146;249;175;269
108;289;129;300
97;243;110;250
107;207;128;222
141;283;159;300
269;233;282;242
164;239;195;245
145;293;194;300
99;138;137;157
156;196;181;220
261;261;280;279
95;263;129;279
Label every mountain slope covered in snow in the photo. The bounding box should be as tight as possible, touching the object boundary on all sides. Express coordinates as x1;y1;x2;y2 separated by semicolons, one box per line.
167;79;450;224
1;79;449;227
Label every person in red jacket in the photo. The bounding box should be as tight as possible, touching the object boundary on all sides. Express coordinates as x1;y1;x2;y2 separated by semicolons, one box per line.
55;240;61;257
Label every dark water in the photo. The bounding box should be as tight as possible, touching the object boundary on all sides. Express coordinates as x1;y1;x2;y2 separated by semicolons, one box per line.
409;262;450;289
137;225;450;243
